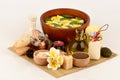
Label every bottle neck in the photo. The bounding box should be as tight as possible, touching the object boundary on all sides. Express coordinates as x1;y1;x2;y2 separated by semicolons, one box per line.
75;30;85;41
29;22;36;29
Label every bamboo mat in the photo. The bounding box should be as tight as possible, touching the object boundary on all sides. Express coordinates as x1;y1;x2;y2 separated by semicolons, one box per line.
8;47;117;78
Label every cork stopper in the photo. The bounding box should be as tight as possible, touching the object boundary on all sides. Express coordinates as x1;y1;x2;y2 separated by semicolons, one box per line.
29;15;37;22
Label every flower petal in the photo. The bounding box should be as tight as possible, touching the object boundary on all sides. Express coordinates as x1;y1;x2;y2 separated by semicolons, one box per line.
47;57;51;63
47;57;60;70
52;67;58;70
49;47;60;58
47;64;51;69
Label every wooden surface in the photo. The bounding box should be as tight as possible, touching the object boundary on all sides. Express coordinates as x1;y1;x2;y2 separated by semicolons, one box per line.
9;47;117;78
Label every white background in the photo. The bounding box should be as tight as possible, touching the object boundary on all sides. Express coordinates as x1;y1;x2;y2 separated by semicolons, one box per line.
0;0;120;80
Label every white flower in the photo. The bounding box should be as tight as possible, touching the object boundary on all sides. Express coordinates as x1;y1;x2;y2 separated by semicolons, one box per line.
47;57;60;70
49;47;60;58
47;47;64;70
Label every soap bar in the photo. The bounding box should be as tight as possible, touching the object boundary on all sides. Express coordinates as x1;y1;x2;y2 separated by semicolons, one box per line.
88;41;101;60
62;55;73;69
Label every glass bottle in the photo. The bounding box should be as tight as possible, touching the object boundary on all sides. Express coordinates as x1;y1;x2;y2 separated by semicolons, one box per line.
53;41;65;51
27;16;52;50
21;15;37;39
67;29;88;54
27;16;47;50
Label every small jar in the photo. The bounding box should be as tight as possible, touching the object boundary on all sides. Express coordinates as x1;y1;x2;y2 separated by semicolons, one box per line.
53;41;65;51
72;52;90;67
33;50;49;66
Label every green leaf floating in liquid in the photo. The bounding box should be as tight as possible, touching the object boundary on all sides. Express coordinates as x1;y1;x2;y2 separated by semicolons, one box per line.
70;21;82;25
44;17;51;22
53;23;61;27
61;14;74;18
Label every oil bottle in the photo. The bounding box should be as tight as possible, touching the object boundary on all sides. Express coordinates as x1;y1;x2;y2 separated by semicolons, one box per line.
67;28;88;54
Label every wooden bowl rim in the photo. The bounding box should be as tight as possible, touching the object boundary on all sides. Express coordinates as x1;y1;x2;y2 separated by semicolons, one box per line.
40;8;90;30
34;50;49;59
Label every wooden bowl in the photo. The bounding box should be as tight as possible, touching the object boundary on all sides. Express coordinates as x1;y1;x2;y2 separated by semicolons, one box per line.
33;50;49;66
72;52;90;67
40;8;90;43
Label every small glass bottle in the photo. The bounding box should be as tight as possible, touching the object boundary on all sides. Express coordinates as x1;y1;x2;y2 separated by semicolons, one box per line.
53;41;65;51
67;29;88;54
27;16;52;50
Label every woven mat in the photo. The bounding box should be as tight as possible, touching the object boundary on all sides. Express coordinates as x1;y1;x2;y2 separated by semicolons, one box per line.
8;47;117;78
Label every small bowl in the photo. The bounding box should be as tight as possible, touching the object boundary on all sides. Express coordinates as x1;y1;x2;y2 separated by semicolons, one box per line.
33;50;49;66
40;8;90;43
72;52;90;67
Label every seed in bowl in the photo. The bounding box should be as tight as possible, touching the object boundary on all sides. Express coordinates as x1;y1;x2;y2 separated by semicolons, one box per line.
45;14;85;29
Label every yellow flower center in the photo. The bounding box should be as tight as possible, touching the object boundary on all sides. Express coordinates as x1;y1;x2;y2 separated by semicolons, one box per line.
49;59;58;68
50;50;58;57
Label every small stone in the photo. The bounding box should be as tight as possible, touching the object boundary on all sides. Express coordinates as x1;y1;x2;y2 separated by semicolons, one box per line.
101;47;112;57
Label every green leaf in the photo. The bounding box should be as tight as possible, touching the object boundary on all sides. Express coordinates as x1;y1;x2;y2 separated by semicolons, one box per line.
44;18;51;22
60;18;68;21
76;17;83;20
53;23;61;27
70;20;84;25
66;25;72;28
70;21;81;25
61;14;74;18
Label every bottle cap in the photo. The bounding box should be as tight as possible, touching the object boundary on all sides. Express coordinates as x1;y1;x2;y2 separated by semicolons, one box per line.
53;41;64;46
